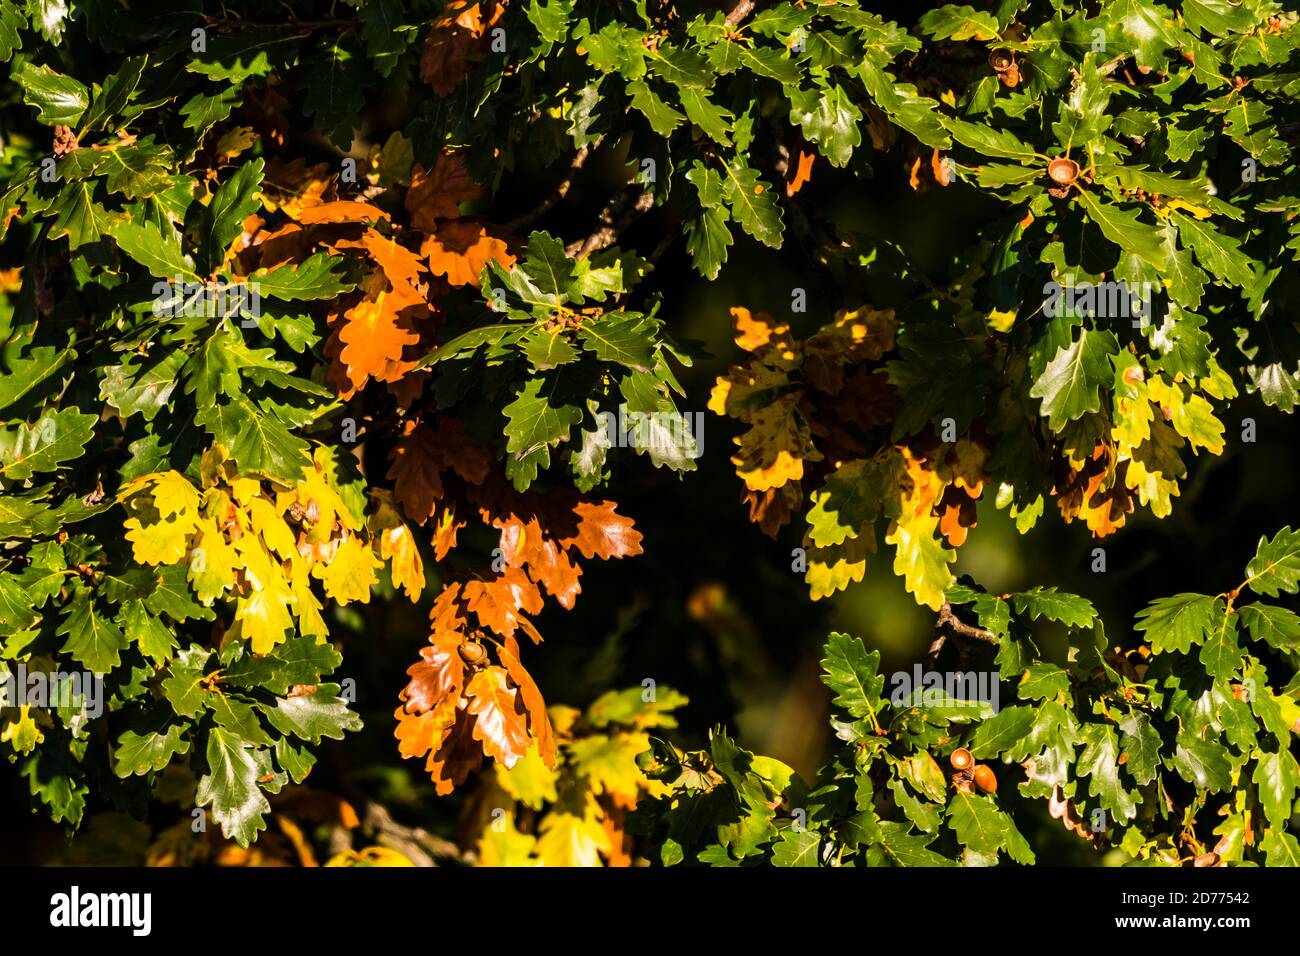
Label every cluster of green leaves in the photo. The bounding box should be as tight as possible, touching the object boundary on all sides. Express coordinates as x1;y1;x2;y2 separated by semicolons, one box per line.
423;229;697;490
0;9;375;837
0;0;697;845
636;528;1300;866
453;0;1298;538
1;0;1298;865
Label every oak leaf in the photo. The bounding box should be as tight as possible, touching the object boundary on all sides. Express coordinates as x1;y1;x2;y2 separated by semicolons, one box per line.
422;220;514;287
406;152;484;230
464;568;545;638
298;200;390;225
464;665;532;768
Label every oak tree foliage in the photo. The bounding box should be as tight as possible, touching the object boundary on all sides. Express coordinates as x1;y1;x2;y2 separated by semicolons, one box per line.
0;0;1297;865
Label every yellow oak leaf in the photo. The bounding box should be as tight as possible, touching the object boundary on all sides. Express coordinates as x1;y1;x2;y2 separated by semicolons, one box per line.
495;745;561;810
235;579;296;654
886;509;954;611
1146;377;1225;455
477;816;541;867
247;497;297;561
730;395;819;492
290;571;330;639
805;533;873;601
316;534;381;605
188;523;240;605
567;731;651;809
535;806;611;867
367;489;426;601
1;706;43;755
121;472;203;565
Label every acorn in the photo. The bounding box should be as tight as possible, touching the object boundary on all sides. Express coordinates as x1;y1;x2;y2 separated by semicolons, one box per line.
973;764;998;794
1193;852;1220;868
950;747;974;771
1047;157;1080;186
988;48;1015;72
458;641;487;666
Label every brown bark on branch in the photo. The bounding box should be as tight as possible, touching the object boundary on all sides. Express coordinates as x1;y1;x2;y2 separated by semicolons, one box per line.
566;187;655;257
504;144;596;232
725;0;757;26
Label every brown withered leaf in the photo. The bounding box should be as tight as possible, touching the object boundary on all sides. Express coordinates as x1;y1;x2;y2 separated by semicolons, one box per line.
406;152;484;230
418;1;503;97
387;421;446;525
424;710;485;795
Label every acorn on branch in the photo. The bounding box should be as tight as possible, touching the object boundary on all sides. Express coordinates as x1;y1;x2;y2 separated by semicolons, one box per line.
972;764;998;794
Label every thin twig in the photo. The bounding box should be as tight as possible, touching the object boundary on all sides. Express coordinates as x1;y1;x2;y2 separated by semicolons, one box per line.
504;144;595;232
566;187;654;257
725;0;757;26
936;602;998;645
358;801;466;867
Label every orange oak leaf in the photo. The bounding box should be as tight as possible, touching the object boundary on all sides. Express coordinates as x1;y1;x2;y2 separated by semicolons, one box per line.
498;514;583;608
334;229;426;291
464;665;532;768
429;582;471;637
387;421;446;524
731;306;795;356
785;149;815;197
499;639;557;767
403;633;466;711
298;200;390;224
463;568;544;639
406;152;484;230
394;634;465;764
334;271;423;390
422;220;515;287
557;500;644;561
431;505;464;561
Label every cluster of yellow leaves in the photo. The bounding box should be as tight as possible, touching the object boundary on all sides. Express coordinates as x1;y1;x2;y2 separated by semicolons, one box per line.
712;306;987;608
1057;352;1235;535
709;305;896;500
468;686;688;866
120;445;422;653
712;295;1241;611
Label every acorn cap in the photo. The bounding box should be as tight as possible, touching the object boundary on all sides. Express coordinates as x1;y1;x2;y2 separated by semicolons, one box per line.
1047;157;1080;186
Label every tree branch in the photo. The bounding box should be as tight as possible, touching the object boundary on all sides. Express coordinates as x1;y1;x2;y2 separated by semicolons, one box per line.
503;144;596;232
929;603;997;664
566;187;654;257
725;0;757;26
355;800;466;867
937;602;998;645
